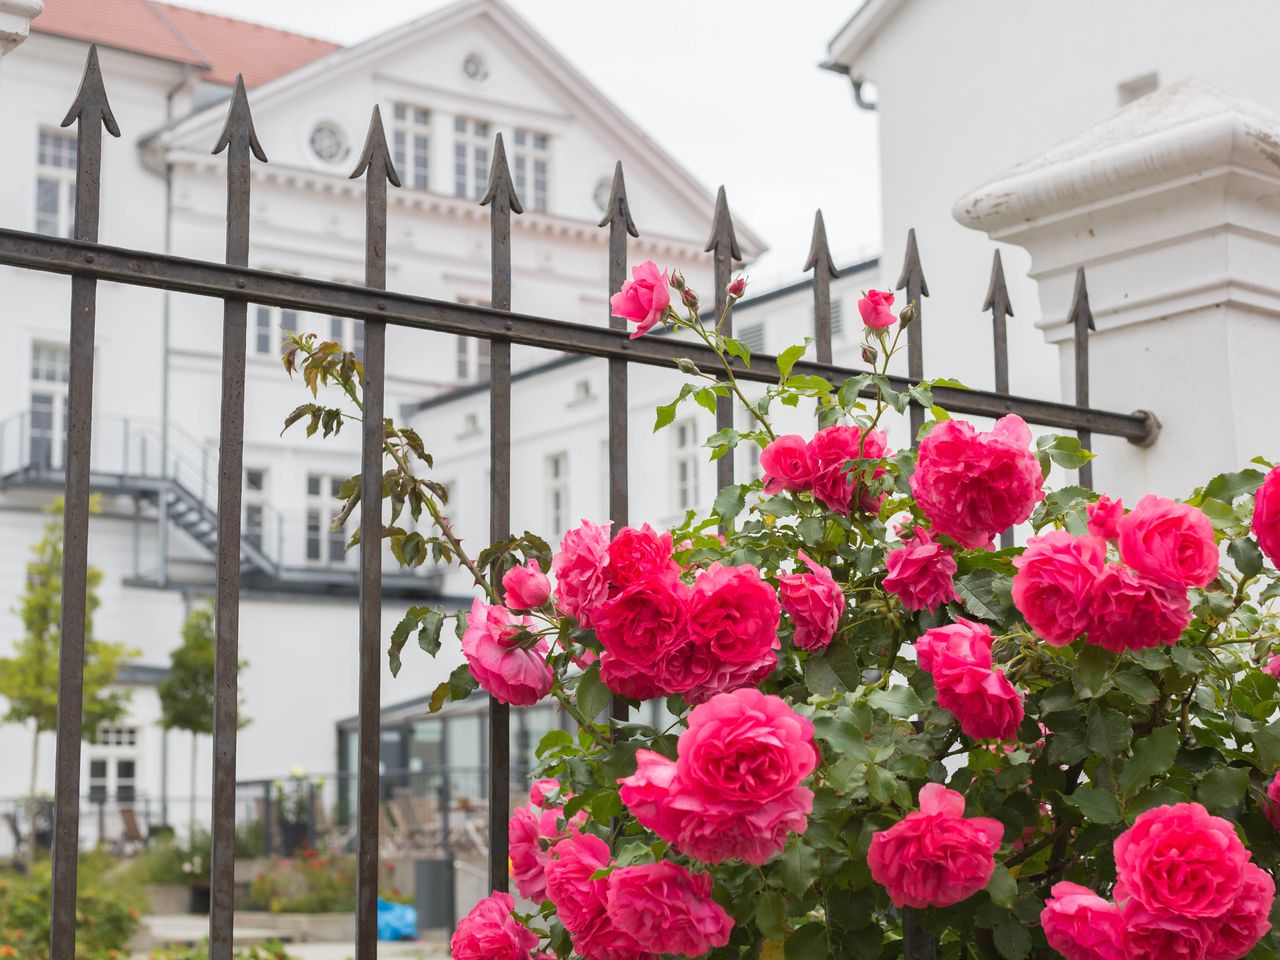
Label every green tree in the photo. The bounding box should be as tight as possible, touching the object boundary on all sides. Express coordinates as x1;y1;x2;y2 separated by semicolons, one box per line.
158;602;247;834
0;498;133;865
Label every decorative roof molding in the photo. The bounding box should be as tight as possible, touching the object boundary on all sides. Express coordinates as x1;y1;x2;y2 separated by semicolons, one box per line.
953;79;1280;235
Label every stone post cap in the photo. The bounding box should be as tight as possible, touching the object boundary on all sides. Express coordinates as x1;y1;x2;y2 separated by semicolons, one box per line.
0;0;42;56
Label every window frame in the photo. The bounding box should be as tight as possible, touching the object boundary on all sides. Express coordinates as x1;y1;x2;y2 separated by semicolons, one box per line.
391;102;431;191
35;128;77;238
453;116;491;200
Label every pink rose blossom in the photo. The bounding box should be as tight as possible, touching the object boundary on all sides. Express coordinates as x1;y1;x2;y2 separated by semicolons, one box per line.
883;527;960;613
1253;466;1280;568
1265;656;1280;680
461;600;551;706
686;562;781;667
1121;900;1210;960
552;519;612;628
916;619;993;673
807;424;891;515
778;550;846;651
911;414;1045;549
607;524;680;587
529;778;561;808
508;803;563;901
868;783;1004;909
1012;531;1106;646
610;260;671;339
595;575;689;701
544;831;612;936
1085;564;1190;653
450;891;539;960
917;620;1022;741
1087;495;1125;540
503;559;551;610
1118;494;1218;589
606;862;733;957
1202;863;1274;960
1039;881;1127;960
1266;770;1280;830
858;289;896;328
1114;803;1248;919
760;434;813;495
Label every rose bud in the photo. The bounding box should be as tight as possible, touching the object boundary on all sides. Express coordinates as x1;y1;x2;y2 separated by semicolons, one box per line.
681;287;700;309
861;343;878;365
727;276;747;298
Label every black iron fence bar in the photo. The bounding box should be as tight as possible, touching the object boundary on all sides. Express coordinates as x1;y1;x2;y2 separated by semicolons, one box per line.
806;210;838;367
985;250;1016;549
707;186;740;496
480;133;520;894
1068;267;1096;489
0;230;1158;445
352;105;398;960
601;162;636;726
897;228;929;442
209;74;264;960
50;45;117;960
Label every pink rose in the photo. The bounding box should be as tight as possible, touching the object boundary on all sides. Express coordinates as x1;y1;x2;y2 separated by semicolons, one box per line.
1012;531;1106;646
1040;881;1127;960
610;260;671;339
883;527;960;613
508;803;563;901
1121;899;1211;960
687;563;780;666
1119;494;1218;589
606;862;733;957
529;778;561;808
1265;656;1280;680
727;275;747;298
1114;803;1248;919
1266;770;1280;830
594;575;689;701
545;831;612;936
778;550;846;651
807;424;891;515
858;289;896;328
1253;466;1280;568
1087;495;1125;540
868;783;1004;909
1085;564;1190;653
760;434;813;495
607;524;679;587
450;891;539;960
461;600;551;706
916;619;993;673
552;519;612;628
503;559;551;610
911;415;1045;549
917;620;1022;741
1203;863;1274;960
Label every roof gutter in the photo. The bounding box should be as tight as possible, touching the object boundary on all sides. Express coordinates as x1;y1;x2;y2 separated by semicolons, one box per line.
819;59;877;112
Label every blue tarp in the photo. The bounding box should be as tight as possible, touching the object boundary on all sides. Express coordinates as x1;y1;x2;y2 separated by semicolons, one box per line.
377;897;418;941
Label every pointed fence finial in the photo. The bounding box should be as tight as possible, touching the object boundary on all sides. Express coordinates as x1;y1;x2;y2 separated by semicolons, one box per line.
597;161;638;237
804;209;838;279
480;132;523;213
895;227;929;298
1068;266;1095;332
62;44;121;137
212;75;267;161
983;249;1014;318
704;185;742;261
351;104;401;186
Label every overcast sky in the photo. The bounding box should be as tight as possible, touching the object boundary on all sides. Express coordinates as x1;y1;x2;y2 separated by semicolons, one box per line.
172;0;882;284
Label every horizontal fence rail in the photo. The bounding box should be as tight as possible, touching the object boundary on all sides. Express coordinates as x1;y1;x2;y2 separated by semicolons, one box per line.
7;46;1161;960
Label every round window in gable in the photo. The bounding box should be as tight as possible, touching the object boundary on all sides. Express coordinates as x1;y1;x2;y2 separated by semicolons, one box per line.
463;53;489;82
309;122;349;164
592;176;612;214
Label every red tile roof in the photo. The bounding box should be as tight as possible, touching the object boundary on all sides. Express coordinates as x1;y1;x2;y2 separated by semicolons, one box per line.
32;0;341;88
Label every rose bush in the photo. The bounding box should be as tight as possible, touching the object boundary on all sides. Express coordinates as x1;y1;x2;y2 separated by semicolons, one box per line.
284;264;1280;959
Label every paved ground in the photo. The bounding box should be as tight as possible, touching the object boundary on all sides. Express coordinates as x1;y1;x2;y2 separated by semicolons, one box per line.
130;914;448;959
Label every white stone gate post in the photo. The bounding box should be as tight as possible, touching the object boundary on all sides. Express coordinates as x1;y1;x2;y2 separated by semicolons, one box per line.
954;79;1280;500
0;0;40;67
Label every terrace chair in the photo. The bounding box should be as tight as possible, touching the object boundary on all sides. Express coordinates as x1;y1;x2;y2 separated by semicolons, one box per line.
390;790;430;851
116;806;146;857
379;801;406;856
4;811;24;867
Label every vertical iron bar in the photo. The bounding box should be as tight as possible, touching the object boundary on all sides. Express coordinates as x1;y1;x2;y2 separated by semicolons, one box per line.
1068;267;1094;489
209;75;265;960
49;46;118;959
350;106;399;960
806;209;838;366
895;228;929;443
600;161;637;724
706;186;741;496
984;250;1015;547
480;133;521;893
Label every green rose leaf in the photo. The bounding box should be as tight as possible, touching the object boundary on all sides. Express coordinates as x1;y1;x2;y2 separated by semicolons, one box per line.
576;662;611;722
1117;724;1180;797
755;890;787;941
1065;786;1122;825
1197;766;1250;811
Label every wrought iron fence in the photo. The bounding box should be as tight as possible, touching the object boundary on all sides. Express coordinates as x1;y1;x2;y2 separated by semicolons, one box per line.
0;47;1162;960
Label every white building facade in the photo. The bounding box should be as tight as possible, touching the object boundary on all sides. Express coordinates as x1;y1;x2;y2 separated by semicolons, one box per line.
0;0;761;845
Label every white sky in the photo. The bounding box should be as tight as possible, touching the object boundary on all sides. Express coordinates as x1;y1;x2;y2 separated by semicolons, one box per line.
172;0;882;284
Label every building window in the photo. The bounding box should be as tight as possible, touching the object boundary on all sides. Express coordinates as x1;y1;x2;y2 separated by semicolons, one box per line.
89;725;140;804
253;305;299;356
673;419;699;512
94;725;139;747
29;342;69;470
738;322;766;354
305;474;349;565
36;129;77;237
329;315;365;359
456;337;490;383
244;468;267;550
512;129;549;213
392;103;430;191
454;116;490;200
811;299;846;342
547;452;568;537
